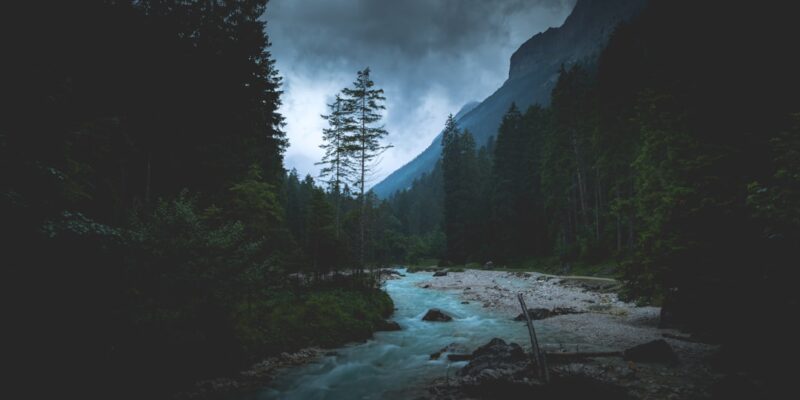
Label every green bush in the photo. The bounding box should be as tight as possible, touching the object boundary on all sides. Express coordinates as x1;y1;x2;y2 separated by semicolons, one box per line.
233;286;394;354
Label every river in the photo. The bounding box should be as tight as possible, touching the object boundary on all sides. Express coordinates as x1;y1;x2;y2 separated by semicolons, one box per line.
237;269;577;400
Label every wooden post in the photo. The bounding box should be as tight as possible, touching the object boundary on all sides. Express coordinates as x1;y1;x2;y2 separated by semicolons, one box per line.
517;293;549;383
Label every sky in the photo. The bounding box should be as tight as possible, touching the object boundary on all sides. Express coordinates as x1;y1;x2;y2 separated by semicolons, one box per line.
266;0;577;186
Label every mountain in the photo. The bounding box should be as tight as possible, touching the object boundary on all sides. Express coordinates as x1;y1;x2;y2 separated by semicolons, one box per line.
454;101;480;119
372;0;647;198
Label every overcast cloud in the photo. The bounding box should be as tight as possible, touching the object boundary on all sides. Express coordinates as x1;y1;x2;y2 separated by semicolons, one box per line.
266;0;576;185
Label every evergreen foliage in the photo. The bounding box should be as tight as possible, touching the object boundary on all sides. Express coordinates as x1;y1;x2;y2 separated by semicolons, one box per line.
391;4;800;375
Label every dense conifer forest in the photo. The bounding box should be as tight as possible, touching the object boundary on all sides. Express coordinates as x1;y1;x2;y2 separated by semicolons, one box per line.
386;0;800;394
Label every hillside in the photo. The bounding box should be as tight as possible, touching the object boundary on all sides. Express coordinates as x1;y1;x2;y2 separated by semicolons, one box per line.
372;0;647;197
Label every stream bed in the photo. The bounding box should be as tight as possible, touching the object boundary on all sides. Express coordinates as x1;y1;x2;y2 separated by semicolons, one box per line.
237;269;583;400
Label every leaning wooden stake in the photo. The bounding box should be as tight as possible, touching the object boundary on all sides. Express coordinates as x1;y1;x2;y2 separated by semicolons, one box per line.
517;293;550;383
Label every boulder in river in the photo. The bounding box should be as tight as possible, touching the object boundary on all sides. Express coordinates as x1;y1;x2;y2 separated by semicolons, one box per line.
433;270;448;277
379;269;405;280
430;342;470;360
375;320;401;331
422;308;453;322
623;339;679;365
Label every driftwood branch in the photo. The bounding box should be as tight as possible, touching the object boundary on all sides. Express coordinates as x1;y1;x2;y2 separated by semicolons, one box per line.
518;293;550;383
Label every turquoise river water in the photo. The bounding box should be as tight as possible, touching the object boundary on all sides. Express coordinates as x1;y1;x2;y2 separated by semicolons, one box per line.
237;269;584;400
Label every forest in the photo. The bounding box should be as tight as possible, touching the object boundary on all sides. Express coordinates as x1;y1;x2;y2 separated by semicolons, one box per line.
387;0;800;394
3;1;397;397
2;0;798;398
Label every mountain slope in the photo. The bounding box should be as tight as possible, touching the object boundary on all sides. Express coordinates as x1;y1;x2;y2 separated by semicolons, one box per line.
372;0;646;198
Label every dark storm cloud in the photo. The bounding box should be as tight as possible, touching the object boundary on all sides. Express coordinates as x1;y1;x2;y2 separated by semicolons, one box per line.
265;0;576;183
270;0;569;58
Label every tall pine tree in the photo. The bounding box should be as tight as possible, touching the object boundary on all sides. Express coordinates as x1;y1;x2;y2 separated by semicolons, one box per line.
318;94;355;239
341;67;391;270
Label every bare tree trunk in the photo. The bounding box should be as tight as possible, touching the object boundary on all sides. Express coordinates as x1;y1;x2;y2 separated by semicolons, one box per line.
145;152;152;204
571;132;588;225
594;167;601;242
333;152;342;240
628;181;635;249
359;102;367;277
334;189;341;238
615;186;622;252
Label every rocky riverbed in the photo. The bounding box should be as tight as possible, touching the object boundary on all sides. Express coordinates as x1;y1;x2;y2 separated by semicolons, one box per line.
415;269;721;399
196;268;723;399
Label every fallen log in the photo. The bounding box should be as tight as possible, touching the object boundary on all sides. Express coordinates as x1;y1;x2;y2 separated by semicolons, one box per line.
545;351;623;360
662;333;706;343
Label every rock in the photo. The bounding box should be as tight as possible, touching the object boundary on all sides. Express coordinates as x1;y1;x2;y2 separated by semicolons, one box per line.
658;288;685;329
421;284;430;289
430;342;470;360
623;339;679;365
552;306;579;315
461;301;470;304
521;308;552;320
458;338;527;379
484;261;494;269
448;353;473;361
513;307;580;321
588;304;613;312
375;320;401;331
379;269;405;279
433;270;448;277
422;308;453;322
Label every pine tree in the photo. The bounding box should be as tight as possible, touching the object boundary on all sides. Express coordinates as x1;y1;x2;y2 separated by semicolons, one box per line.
491;103;525;261
457;129;480;262
440;114;480;264
318;94;355;238
306;188;337;280
441;115;462;263
341;67;391;271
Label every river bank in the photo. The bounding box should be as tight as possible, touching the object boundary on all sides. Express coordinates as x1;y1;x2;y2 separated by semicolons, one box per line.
178;348;326;399
415;269;720;399
197;268;722;399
